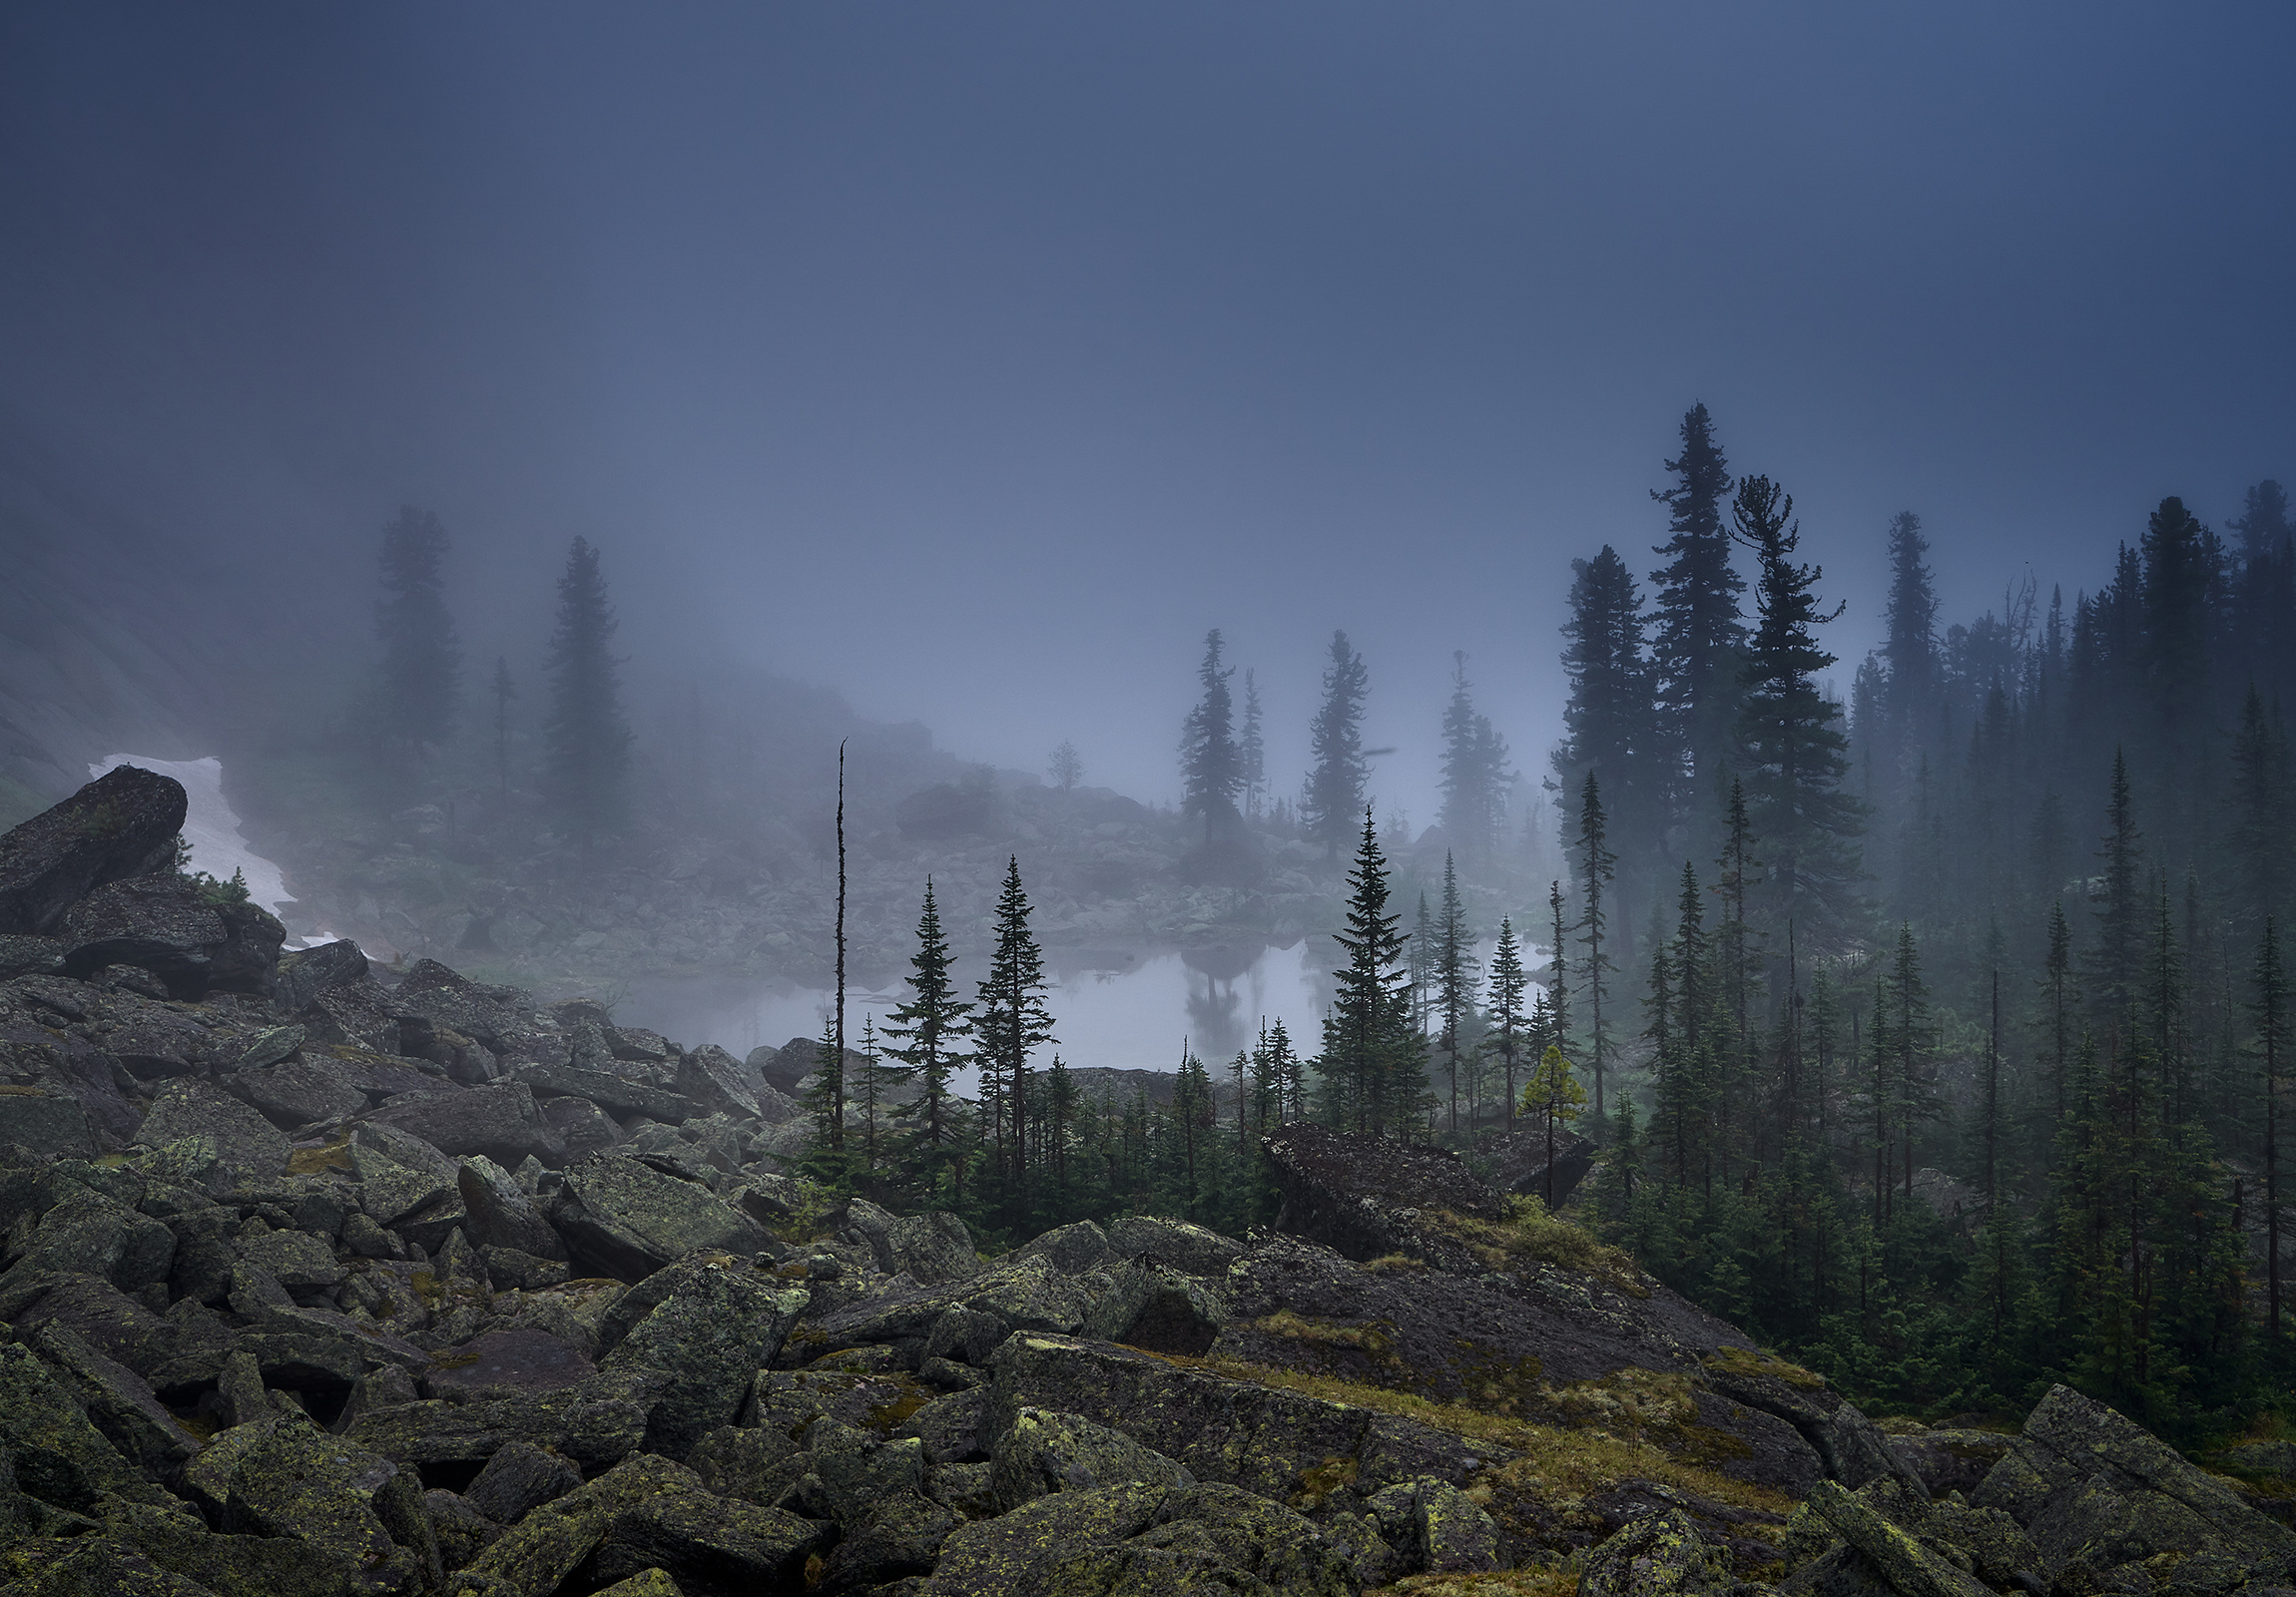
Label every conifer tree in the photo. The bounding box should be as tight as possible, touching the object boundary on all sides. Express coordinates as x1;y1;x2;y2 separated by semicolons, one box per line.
1483;916;1529;1133
976;857;1055;1205
1574;772;1618;1116
1180;630;1243;843
542;537;633;850
1547;878;1572;1049
1435;853;1479;1132
1050;739;1083;793
375;506;461;755
1557;545;1660;873
2039;899;2076;1127
1731;474;1863;947
1647;403;1743;829
1323;808;1417;1136
1877;510;1941;771
1303;631;1371;860
1523;1044;1587;1208
883;880;973;1198
1885;925;1937;1202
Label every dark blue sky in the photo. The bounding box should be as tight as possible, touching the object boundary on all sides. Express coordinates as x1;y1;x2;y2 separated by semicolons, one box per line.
4;4;2291;819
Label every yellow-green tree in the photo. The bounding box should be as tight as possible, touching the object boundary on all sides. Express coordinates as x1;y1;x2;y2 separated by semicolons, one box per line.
1521;1044;1588;1209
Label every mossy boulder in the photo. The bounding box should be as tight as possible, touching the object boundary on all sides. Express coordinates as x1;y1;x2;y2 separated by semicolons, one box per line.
597;1255;808;1458
137;1081;291;1184
990;1406;1193;1512
0;767;187;938
208;1415;439;1595
547;1153;771;1282
1579;1509;1742;1596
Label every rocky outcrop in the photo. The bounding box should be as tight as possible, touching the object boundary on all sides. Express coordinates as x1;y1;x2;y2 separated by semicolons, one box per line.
0;765;186;937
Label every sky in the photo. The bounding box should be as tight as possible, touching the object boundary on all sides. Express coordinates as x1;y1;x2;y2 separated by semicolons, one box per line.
3;3;2292;823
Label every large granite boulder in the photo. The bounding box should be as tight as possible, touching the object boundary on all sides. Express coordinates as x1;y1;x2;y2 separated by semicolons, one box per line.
199;1414;441;1594
596;1253;810;1457
59;874;285;1001
548;1151;774;1281
367;1082;561;1169
387;960;533;1054
136;1078;292;1182
272;938;373;1015
0;767;186;937
1262;1121;1502;1268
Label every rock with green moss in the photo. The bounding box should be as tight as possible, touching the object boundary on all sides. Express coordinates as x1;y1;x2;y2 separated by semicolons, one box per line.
0;768;187;939
455;1156;564;1262
463;1439;580;1526
807;1254;1095;1357
0;1341;159;1514
587;1570;682;1597
595;1255;807;1457
989;1406;1193;1511
9;1186;176;1295
1580;1509;1751;1596
985;1333;1493;1523
1006;1220;1111;1276
0;1531;221;1595
1802;1480;1989;1597
932;1479;1358;1597
96;1494;358;1597
138;1082;290;1184
814;1487;964;1593
27;1321;201;1475
546;1153;771;1282
447;1452;826;1597
1104;1215;1244;1277
1081;1259;1226;1355
1365;1475;1501;1574
338;1366;668;1475
207;1414;439;1594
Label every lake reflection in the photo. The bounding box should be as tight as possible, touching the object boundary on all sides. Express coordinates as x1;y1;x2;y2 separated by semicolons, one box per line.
618;939;1334;1091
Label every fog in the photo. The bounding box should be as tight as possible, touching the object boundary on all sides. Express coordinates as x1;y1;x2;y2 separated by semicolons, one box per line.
4;3;2293;820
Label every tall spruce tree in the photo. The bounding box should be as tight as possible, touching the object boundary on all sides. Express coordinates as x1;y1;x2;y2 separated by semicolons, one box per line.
2087;750;2146;1023
2255;917;2290;1336
1730;474;1863;949
490;656;516;796
883;879;973;1199
1303;631;1372;861
976;857;1056;1206
1435;853;1479;1132
1240;669;1266;821
1322;808;1417;1136
1557;545;1661;875
1484;916;1529;1133
1180;630;1243;843
541;537;633;849
1574;772;1618;1116
375;506;461;755
1647;403;1743;835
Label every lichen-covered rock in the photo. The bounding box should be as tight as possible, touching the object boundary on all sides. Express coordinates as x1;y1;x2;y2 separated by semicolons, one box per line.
210;1414;439;1595
0;1340;160;1512
0;1089;96;1160
340;1366;669;1475
463;1439;581;1527
1802;1479;1991;1596
598;1255;809;1457
1083;1258;1226;1354
686;1425;805;1507
815;1488;963;1594
421;1328;596;1401
27;1320;202;1475
367;1083;560;1170
674;1044;758;1121
807;1254;1094;1357
6;1185;176;1294
1580;1509;1743;1596
1364;1475;1502;1574
931;1479;1360;1597
0;767;187;937
987;1333;1494;1523
547;1152;772;1282
230;1058;368;1130
511;1063;700;1125
875;1211;981;1286
1973;1383;2296;1587
1008;1219;1112;1276
60;874;284;1001
1104;1214;1245;1277
386;961;532;1056
455;1155;565;1261
136;1080;290;1183
990;1405;1193;1511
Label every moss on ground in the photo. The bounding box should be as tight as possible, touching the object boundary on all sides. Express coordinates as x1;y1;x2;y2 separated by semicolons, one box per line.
1418;1199;1647;1298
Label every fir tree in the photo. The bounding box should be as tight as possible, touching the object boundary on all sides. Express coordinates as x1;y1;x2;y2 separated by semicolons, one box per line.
883;880;973;1199
1557;544;1660;876
1435;853;1480;1132
975;857;1056;1206
1179;630;1243;842
1523;1044;1587;1208
1323;808;1417;1136
2254;917;2290;1336
1050;739;1083;793
1574;772;1618;1116
1302;631;1371;861
1878;510;1941;767
1731;473;1863;948
375;506;461;755
1483;916;1530;1134
541;537;633;850
1647;402;1743;830
2087;750;2146;1022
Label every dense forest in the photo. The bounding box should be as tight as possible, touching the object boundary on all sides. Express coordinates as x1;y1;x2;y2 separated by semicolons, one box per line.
792;404;2296;1445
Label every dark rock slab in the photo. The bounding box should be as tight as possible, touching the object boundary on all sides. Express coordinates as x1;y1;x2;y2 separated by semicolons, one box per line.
456;1155;565;1260
137;1078;291;1181
211;1414;439;1595
675;1044;757;1120
229;1058;368;1131
273;940;373;1016
0;766;186;937
387;960;531;1054
0;1339;164;1512
990;1405;1193;1512
547;1152;772;1282
1104;1214;1244;1276
598;1256;810;1457
465;1439;581;1526
27;1320;203;1475
61;875;284;1002
0;1087;95;1158
511;1062;701;1125
341;1367;670;1476
422;1329;596;1401
367;1082;560;1169
1085;1258;1226;1354
1478;1126;1598;1207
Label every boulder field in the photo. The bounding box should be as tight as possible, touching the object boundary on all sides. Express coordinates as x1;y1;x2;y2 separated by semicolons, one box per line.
0;771;2292;1596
